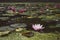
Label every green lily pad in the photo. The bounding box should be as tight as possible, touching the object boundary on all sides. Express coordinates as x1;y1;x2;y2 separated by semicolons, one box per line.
0;31;10;36
10;23;27;28
56;24;60;27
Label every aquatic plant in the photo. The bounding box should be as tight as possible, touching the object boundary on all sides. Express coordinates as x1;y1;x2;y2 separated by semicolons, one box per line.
32;24;45;31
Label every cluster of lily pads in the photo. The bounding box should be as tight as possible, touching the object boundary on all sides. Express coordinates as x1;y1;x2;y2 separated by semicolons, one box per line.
0;3;60;36
0;3;60;17
0;23;27;36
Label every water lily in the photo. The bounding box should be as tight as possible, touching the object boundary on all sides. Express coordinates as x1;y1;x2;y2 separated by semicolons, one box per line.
32;24;45;31
54;4;60;8
18;8;26;13
7;6;16;12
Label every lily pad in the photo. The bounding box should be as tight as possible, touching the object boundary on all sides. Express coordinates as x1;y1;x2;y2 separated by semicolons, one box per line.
15;28;23;32
22;31;34;37
0;26;15;32
10;23;27;28
0;17;9;20
0;31;10;36
2;14;15;16
56;24;60;27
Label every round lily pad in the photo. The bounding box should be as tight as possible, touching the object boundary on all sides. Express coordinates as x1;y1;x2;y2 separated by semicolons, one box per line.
0;17;9;21
0;26;15;32
0;31;10;36
22;31;34;37
10;23;27;28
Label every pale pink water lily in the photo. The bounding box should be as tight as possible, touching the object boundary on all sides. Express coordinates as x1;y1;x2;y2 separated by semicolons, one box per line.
8;6;16;12
32;24;45;31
